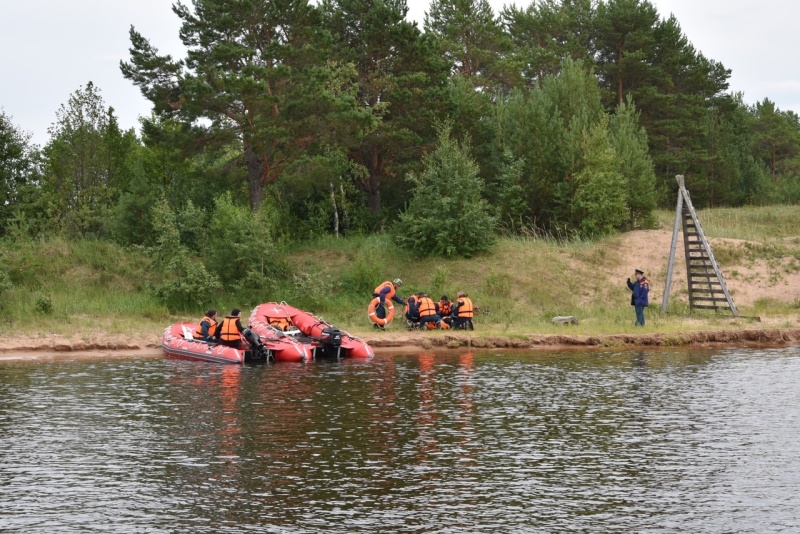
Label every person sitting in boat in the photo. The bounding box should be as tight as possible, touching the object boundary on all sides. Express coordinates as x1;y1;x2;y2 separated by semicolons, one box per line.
416;293;443;329
215;308;246;347
436;296;453;327
451;292;475;330
372;278;406;322
194;308;218;342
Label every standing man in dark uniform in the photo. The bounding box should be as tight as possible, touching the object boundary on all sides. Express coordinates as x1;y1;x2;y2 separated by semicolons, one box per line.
627;269;650;326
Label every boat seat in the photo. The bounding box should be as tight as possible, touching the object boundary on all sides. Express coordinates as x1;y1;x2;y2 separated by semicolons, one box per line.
181;326;195;340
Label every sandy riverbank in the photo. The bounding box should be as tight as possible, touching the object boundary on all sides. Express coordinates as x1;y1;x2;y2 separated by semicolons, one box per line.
3;324;800;361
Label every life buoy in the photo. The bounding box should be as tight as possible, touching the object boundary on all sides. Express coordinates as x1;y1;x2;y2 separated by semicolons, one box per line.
368;297;395;326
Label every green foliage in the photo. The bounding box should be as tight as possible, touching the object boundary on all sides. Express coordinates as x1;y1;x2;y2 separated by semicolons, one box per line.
109;158;159;246
35;294;53;315
492;149;528;230
425;0;515;92
289;270;342;312
322;0;448;216
430;266;450;294
205;193;281;287
41;83;139;238
484;272;512;298
314;234;397;298
496;59;656;235
0;110;40;236
123;0;374;211
572;121;628;237
149;197;222;311
0;269;11;309
609;97;657;227
394;124;498;257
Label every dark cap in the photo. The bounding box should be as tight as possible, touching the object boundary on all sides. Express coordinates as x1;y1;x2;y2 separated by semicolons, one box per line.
634;269;644;275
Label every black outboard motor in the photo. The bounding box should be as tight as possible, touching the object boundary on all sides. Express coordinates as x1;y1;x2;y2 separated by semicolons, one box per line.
242;328;273;362
318;327;343;358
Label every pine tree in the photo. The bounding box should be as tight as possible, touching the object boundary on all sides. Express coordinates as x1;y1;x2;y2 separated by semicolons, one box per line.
321;0;447;215
394;123;497;257
122;0;369;210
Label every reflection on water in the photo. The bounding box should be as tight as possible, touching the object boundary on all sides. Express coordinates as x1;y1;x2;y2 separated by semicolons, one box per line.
1;348;800;531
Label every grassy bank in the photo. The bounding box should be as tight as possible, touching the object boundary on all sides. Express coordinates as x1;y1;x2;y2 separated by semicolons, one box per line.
2;205;800;343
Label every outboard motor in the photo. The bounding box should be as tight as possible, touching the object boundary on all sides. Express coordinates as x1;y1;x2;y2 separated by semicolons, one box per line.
242;328;273;363
318;327;343;358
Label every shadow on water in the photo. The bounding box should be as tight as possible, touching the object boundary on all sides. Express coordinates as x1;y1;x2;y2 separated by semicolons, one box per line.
1;346;799;532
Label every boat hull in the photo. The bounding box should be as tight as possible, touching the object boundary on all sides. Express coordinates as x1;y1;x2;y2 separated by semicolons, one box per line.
162;323;312;364
162;324;248;364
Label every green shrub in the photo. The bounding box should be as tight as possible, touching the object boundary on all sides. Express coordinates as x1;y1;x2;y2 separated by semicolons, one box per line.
394;123;497;258
35;294;53;315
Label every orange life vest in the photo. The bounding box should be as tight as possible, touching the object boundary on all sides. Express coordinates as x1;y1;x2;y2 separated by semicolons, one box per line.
268;317;292;331
373;281;396;300
455;297;474;318
438;300;452;316
219;316;242;342
195;316;218;338
417;296;436;317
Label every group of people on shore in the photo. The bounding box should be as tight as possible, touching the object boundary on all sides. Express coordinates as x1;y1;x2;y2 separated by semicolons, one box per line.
372;279;475;330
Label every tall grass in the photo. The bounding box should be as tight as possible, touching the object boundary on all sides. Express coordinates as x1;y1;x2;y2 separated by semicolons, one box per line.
655;205;800;241
4;205;800;340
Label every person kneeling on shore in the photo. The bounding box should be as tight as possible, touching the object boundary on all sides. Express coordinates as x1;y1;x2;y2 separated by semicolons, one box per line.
215;308;246;347
416;293;442;329
451;292;474;330
437;296;453;327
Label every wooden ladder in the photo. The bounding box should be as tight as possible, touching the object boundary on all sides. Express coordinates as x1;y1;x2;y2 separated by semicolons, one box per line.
662;175;738;316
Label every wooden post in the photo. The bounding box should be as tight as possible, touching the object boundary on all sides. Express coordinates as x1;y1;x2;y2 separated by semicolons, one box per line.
662;175;684;313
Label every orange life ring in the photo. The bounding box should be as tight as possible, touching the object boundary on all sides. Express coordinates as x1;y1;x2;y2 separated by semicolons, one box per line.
368;297;394;326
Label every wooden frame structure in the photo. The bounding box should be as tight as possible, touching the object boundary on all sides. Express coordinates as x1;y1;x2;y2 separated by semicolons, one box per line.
661;175;738;316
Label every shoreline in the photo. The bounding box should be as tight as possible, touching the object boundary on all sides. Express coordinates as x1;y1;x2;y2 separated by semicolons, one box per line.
3;326;800;359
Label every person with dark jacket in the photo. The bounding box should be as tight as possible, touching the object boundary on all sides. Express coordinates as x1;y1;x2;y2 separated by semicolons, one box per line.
372;278;406;323
195;309;218;342
215;308;246;347
627;269;650;326
416;293;442;329
451;292;474;330
405;293;421;326
437;296;453;327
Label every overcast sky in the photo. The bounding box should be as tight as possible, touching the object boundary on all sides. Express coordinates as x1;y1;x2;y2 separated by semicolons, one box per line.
1;0;798;146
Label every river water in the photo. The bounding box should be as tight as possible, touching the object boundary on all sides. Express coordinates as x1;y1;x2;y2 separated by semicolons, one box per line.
1;347;799;532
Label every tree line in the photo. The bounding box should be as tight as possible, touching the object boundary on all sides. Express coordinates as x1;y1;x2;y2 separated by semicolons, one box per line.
3;0;800;267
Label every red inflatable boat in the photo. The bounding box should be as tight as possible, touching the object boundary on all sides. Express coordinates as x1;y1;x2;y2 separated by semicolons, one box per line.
249;302;374;359
161;322;312;364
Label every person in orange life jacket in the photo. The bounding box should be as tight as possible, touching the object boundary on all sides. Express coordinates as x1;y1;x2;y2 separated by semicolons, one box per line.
195;308;218;341
405;293;421;324
451;291;474;330
372;278;406;320
215;308;246;347
627;269;650;326
416;293;442;329
436;295;453;326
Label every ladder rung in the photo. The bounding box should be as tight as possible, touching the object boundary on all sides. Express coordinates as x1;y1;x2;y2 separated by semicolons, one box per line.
689;274;720;279
691;304;735;311
692;297;731;303
690;287;726;292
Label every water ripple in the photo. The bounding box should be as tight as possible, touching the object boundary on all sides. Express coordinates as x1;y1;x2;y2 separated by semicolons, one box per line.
1;348;800;531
